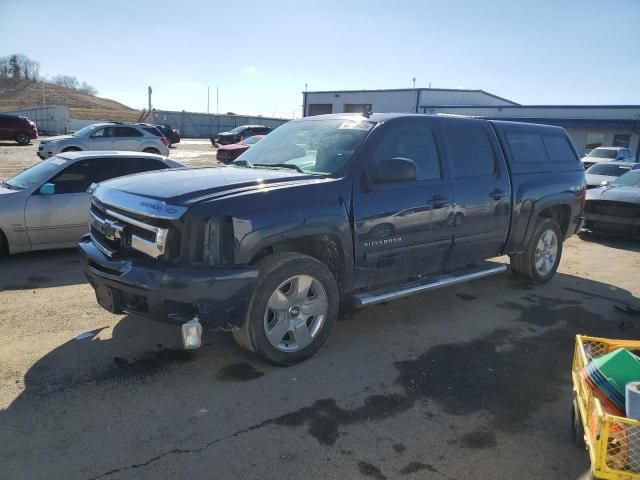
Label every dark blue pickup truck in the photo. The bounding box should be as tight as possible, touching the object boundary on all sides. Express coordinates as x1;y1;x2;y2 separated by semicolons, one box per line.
80;113;586;365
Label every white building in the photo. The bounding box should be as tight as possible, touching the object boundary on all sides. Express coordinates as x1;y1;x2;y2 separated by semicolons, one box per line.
302;88;640;156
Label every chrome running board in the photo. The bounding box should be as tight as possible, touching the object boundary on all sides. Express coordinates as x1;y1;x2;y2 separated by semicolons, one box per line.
352;262;508;307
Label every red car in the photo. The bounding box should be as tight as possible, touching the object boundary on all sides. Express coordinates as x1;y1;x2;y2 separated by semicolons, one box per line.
0;114;38;145
216;135;264;164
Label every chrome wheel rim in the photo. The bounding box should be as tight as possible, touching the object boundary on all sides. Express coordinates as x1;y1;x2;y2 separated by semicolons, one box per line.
535;229;558;275
263;274;328;352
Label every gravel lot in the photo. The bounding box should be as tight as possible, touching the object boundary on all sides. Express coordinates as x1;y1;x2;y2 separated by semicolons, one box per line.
1;139;639;480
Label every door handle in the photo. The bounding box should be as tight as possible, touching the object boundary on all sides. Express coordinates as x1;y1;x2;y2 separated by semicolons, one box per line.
427;195;451;207
489;189;506;200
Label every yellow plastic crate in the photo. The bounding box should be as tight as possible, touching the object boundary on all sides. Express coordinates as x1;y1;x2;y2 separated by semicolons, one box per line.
572;335;640;479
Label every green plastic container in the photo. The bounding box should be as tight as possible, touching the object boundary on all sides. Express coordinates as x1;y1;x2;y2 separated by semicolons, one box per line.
592;348;640;397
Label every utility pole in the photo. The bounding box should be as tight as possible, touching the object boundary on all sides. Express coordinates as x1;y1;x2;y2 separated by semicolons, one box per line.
216;86;219;114
147;86;152;116
412;77;416;89
42;80;46;107
207;86;210;114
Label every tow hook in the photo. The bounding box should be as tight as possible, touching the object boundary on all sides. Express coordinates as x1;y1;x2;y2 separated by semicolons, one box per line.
181;317;203;350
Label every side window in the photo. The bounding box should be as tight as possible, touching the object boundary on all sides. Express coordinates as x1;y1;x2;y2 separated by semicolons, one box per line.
122;158;167;175
115;127;143;137
542;135;577;163
506;133;549;163
372;122;441;181
90;128;108;138
443;123;496;178
49;158;123;194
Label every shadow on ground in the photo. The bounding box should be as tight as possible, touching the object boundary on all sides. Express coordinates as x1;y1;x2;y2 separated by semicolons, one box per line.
0;248;85;290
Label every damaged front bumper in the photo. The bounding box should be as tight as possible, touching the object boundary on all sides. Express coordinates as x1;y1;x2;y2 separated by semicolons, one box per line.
79;235;258;329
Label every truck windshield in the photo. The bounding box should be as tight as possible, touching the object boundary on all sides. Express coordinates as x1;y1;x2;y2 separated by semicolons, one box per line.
234;118;374;175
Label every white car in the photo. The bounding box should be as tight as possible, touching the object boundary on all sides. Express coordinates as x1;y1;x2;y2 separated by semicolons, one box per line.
37;123;170;159
581;147;636;169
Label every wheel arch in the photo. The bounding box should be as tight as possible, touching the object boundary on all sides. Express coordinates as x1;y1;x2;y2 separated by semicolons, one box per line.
521;193;574;248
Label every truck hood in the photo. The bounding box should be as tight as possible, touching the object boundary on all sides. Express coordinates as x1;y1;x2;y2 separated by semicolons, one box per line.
586;186;640;204
96;166;320;206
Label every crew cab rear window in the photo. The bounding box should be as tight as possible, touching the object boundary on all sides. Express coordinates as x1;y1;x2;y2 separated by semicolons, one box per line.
443;123;496;178
506;132;576;163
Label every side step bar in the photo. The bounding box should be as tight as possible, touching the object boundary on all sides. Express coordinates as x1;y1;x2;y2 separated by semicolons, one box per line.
352;262;508;307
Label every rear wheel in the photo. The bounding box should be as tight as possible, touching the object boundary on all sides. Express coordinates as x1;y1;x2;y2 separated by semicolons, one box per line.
16;133;30;145
510;218;563;284
143;147;160;154
232;252;339;366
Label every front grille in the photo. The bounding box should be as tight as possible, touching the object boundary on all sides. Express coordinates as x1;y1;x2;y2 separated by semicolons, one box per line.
585;200;640;218
90;200;173;259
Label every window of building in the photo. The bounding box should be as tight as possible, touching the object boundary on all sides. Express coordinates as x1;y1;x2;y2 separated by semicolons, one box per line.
613;134;630;148
443;123;496;178
307;104;333;116
343;104;372;114
584;133;605;153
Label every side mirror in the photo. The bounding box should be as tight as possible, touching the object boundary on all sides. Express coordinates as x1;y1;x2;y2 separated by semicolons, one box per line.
39;183;55;195
370;157;417;184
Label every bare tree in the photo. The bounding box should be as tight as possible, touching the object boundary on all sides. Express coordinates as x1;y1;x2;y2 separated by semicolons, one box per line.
79;81;98;96
8;55;21;79
51;75;79;89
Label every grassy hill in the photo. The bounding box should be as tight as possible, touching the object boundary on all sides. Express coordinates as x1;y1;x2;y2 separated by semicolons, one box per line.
0;78;143;122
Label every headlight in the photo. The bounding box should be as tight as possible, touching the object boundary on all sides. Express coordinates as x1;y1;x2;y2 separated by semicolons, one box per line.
204;219;222;266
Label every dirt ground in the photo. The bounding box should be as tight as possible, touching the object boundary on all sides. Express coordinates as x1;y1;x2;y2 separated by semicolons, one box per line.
1;140;640;480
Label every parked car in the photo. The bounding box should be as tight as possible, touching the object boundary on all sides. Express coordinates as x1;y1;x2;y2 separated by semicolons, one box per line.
585;161;640;189
37;122;170;159
581;147;636;169
0;151;183;254
583;169;640;237
154;124;181;146
210;125;271;146
80;114;585;365
216;135;265;164
0;114;38;145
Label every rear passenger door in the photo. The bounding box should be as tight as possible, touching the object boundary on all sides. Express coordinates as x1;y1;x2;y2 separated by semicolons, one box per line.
442;119;512;267
113;127;144;151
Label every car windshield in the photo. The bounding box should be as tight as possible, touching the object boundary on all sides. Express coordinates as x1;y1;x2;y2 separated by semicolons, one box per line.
234;118;374;175
229;126;247;134
586;163;634;176
587;149;617;159
239;136;262;145
4;156;68;190
73;125;99;136
611;170;640;188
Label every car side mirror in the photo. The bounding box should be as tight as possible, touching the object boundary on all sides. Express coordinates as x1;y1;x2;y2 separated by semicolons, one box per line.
370;157;417;184
39;183;55;195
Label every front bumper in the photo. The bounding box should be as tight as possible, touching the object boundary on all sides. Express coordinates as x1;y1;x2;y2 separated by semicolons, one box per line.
37;146;54;159
79;236;259;329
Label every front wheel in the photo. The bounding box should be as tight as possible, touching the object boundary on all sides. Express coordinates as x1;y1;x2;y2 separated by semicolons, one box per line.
510;218;563;284
61;146;81;152
232;252;339;366
16;133;30;145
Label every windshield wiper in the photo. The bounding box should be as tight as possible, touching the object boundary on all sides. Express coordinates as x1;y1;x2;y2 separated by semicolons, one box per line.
254;163;305;174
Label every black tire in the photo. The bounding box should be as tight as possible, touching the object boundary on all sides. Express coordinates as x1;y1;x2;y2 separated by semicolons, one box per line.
572;395;585;448
143;147;161;154
61;147;81;152
232;252;339;366
510;218;563;284
15;133;30;145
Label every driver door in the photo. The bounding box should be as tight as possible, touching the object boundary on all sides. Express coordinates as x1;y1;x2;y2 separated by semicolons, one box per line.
25;158;121;246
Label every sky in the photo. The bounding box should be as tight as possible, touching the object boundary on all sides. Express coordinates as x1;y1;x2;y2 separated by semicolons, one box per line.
1;0;639;117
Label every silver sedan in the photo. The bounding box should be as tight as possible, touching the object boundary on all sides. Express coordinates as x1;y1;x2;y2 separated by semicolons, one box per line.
0;151;182;255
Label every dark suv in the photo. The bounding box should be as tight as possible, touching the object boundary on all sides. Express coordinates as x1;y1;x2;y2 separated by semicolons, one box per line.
210;125;271;146
81;113;586;366
0;114;38;145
